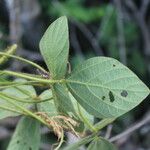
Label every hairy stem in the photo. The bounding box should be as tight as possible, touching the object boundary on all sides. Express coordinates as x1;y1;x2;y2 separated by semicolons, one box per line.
0;105;25;115
94;118;116;132
0;50;46;72
0;70;64;84
77;103;96;133
0;93;47;125
0;92;53;104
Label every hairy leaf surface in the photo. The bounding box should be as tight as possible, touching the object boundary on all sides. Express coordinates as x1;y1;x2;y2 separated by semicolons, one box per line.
39;16;69;79
67;57;150;118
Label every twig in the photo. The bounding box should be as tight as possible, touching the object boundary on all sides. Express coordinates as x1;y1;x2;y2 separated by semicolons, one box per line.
105;124;113;139
140;0;150;16
96;5;115;41
109;112;150;142
70;24;84;58
114;0;127;65
6;0;21;44
124;0;150;72
71;19;104;56
52;0;104;56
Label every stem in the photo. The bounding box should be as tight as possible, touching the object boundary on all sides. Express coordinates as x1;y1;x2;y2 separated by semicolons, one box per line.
0;70;63;84
0;81;45;89
0;51;46;72
14;86;34;98
55;130;64;150
94;118;116;132
0;92;53;104
63;134;96;150
77;103;97;133
0;80;37;98
0;44;17;64
0;105;25;115
0;93;47;125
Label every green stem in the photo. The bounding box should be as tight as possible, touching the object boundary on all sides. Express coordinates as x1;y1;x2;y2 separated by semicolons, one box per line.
94;118;116;132
0;105;25;115
0;81;45;89
0;51;46;72
77;103;97;133
0;92;53;104
0;93;47;125
55;130;64;150
0;44;17;64
0;80;35;97
14;86;34;98
0;70;63;84
62;134;96;150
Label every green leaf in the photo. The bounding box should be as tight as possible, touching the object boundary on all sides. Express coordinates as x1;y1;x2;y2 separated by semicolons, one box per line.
67;57;150;118
69;93;94;129
0;79;36;119
7;116;40;150
37;90;57;116
52;83;76;116
87;137;117;150
39;16;69;79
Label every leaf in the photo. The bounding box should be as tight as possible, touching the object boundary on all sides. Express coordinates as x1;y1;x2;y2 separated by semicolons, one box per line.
69;93;94;129
39;16;69;79
52;83;76;116
0;79;36;119
7;116;40;150
37;90;57;116
67;57;150;118
87;137;117;150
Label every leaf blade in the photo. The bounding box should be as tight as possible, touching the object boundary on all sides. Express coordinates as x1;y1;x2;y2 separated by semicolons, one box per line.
7;116;40;150
52;83;76;116
39;16;69;79
67;57;150;118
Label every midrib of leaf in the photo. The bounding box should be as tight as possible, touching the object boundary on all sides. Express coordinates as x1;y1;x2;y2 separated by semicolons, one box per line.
67;79;142;104
66;79;148;93
68;83;126;112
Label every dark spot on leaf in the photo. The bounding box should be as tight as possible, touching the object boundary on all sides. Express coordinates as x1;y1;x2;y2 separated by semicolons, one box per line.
121;90;128;97
17;140;20;144
102;96;105;100
109;91;115;102
29;147;32;150
113;64;116;67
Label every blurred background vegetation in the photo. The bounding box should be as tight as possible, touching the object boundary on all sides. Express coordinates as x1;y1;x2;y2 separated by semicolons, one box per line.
0;0;150;150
